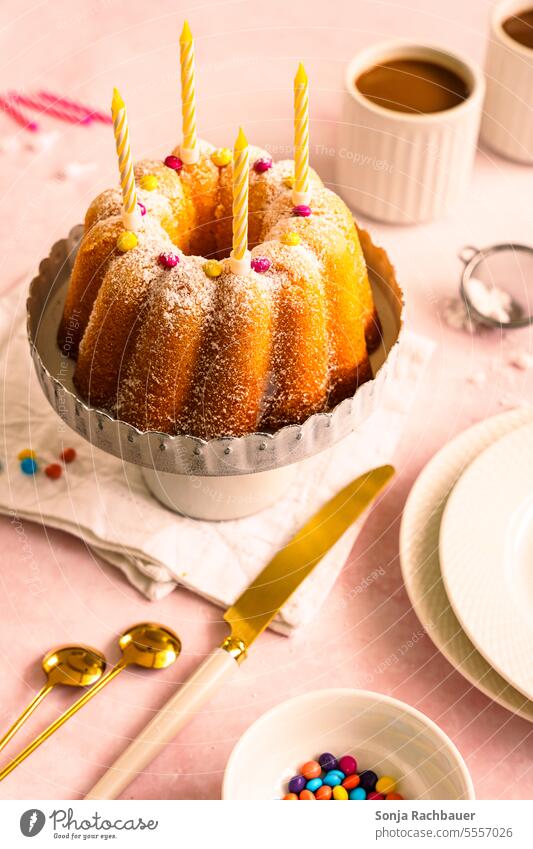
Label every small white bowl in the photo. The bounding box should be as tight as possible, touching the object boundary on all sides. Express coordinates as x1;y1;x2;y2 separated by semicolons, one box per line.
222;689;475;800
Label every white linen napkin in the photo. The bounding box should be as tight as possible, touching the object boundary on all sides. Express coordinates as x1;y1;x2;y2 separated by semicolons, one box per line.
0;285;433;633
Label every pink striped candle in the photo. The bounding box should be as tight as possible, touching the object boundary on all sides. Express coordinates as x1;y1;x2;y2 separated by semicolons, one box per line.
0;96;38;131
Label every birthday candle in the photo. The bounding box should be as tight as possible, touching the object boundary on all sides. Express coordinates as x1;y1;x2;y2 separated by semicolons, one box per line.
0;95;38;131
11;92;91;125
179;21;199;164
230;127;250;275
293;62;310;204
111;88;141;231
38;91;112;124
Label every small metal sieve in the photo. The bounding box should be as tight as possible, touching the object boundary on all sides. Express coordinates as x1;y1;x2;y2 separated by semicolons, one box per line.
459;243;533;329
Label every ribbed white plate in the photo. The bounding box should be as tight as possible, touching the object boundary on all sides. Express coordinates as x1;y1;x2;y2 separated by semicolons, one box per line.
400;407;533;722
440;420;533;702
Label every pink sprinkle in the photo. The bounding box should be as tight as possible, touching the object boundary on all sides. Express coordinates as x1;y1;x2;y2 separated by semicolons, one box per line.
251;257;271;273
158;252;180;269
164;154;183;172
292;204;312;217
253;156;272;174
138;201;146;216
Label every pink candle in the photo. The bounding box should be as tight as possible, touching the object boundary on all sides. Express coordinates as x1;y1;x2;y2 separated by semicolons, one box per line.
0;95;38;131
38;91;112;124
10;93;91;125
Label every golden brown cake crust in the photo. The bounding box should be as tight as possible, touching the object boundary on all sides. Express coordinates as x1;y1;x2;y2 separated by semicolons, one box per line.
59;142;378;439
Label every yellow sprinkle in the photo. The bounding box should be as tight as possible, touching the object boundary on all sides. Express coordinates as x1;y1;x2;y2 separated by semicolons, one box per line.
203;259;223;278
281;231;301;246
332;785;348;800
211;148;232;167
139;174;158;191
116;231;138;252
283;174;294;188
17;449;36;461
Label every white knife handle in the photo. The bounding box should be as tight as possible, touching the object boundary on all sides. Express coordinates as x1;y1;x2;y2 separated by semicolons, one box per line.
85;648;238;800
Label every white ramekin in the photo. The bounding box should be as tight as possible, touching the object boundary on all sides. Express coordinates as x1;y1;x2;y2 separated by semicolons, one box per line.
336;41;485;224
480;0;533;163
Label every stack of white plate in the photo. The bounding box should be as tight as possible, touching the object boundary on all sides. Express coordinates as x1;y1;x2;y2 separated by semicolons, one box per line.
400;407;533;721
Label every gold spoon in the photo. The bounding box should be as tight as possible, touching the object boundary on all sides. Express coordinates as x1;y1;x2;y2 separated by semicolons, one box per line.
0;645;106;755
0;623;181;781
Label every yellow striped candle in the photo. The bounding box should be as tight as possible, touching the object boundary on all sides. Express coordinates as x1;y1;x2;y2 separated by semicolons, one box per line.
111;88;141;231
179;21;199;164
230;127;251;275
293;62;310;205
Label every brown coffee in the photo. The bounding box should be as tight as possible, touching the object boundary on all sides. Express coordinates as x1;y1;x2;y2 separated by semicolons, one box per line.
502;8;533;49
355;58;470;115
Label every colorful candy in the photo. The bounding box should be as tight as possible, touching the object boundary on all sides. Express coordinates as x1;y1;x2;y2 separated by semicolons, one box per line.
349;787;367;800
139;174;158;191
282;751;404;801
138;201;147;216
359;770;378;793
376;776;396;795
20;457;38;475
318;752;338;772
338;755;357;776
301;760;321;780
211;148;232;167
158;252;180;269
315;785;332;800
288;775;306;795
60;447;77;463
45;463;62;480
116;231;138;252
292;204;312;217
323;770;343;787
251;257;271;273
253;156;272;174
18;449;37;461
342;774;360;790
164;154;183;172
332;785;349;800
203;259;223;278
299;790;315;800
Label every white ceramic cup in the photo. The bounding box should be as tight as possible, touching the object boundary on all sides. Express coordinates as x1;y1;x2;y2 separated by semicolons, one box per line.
336;41;485;224
481;0;533;163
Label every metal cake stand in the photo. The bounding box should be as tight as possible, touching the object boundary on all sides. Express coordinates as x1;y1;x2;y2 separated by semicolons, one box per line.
27;225;404;519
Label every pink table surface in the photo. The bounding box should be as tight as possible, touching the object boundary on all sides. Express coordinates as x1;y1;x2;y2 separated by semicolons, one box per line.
1;0;532;801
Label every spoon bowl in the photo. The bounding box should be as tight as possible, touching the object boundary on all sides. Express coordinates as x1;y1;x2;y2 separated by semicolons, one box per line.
119;624;182;670
42;645;107;687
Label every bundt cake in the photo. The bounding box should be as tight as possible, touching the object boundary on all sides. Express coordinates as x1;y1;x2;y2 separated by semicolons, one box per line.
58;141;381;440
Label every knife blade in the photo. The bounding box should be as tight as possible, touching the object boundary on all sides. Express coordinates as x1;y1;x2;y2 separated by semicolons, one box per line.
86;464;394;799
224;463;395;653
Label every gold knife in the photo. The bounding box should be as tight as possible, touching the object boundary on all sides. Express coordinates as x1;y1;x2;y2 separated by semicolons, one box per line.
86;464;394;800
